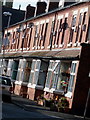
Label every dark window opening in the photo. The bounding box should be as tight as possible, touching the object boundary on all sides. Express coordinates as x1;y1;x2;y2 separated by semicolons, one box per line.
61;18;68;44
43;23;48;46
57;19;62;45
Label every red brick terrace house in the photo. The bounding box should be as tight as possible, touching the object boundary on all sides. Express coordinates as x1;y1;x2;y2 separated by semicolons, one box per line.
0;0;90;117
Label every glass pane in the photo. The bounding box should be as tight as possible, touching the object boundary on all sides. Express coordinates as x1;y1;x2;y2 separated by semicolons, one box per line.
18;60;23;68
22;61;26;69
8;60;13;68
68;75;74;92
34;71;39;84
11;71;18;80
31;60;36;70
45;71;52;88
29;72;34;83
12;61;19;70
36;60;41;69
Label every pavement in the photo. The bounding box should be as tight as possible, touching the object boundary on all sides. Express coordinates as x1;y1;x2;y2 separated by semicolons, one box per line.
11;94;90;120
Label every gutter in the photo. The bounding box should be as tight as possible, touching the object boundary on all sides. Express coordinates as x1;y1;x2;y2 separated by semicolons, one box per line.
0;55;80;60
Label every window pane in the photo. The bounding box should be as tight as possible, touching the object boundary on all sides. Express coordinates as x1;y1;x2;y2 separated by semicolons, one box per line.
29;72;34;83
34;71;39;84
45;71;52;88
68;75;74;92
31;60;36;70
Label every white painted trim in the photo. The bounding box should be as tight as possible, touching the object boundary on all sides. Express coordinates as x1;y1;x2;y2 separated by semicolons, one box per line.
67;42;72;47
7;68;11;70
35;22;39;25
23;48;27;50
47;45;50;49
35;69;39;72
32;47;35;50
65;91;72;98
44;87;50;92
52;17;55;21
73;43;77;47
55;44;58;48
27;48;29;50
38;46;40;49
40;20;45;24
41;46;44;49
52;45;55;48
8;29;12;33
65;13;69;17
73;10;78;15
27;83;36;88
78;42;81;46
46;19;49;23
84;7;88;12
80;7;88;13
59;44;63;48
37;59;41;62
50;88;55;93
15;80;22;85
58;15;63;20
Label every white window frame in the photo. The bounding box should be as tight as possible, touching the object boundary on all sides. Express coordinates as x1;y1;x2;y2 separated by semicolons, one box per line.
45;60;61;91
65;61;78;98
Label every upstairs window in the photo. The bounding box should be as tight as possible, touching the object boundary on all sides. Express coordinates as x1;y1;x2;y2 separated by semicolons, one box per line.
61;17;68;45
68;14;77;45
79;12;87;43
71;15;77;27
33;25;39;48
48;20;55;48
42;22;48;47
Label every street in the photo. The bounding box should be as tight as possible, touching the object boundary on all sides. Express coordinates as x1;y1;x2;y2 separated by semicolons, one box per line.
2;102;61;120
1;94;86;120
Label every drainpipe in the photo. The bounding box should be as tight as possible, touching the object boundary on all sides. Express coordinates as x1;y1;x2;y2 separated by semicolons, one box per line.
50;12;58;50
84;87;90;119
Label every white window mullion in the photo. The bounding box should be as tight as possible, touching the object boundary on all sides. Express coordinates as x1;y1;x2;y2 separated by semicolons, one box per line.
52;61;61;89
29;60;36;84
65;61;78;98
45;61;54;88
34;60;41;85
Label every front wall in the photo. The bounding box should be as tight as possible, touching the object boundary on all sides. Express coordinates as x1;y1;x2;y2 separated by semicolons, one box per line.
3;2;90;53
14;84;21;95
27;87;35;100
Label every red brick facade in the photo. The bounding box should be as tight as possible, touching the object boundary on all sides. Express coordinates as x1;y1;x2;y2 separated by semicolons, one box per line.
1;1;90;117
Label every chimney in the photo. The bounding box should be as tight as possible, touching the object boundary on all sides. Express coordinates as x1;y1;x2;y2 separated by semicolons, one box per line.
25;4;35;19
46;0;59;12
34;1;47;16
59;0;76;8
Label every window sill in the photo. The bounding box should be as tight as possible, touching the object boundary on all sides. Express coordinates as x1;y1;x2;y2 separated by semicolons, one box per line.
59;44;64;48
77;42;81;46
44;87;55;93
65;91;72;98
32;47;35;50
38;46;40;49
41;46;44;49
52;45;55;48
53;90;64;95
15;80;22;85
47;45;50;49
67;42;72;47
27;83;36;88
73;43;77;47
